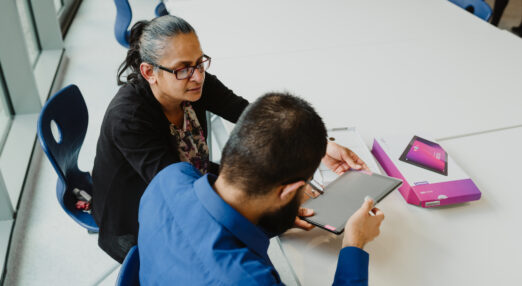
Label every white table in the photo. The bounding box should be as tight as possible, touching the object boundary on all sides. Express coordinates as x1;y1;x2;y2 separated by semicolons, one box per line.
165;0;502;58
282;127;522;285
209;33;522;144
164;0;522;285
166;0;522;143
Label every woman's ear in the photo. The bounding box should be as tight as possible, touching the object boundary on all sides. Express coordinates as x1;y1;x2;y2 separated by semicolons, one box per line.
140;62;157;84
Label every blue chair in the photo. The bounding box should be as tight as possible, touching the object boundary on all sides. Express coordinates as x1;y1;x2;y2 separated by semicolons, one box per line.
114;1;170;48
449;0;492;21
114;0;132;48
116;245;140;286
37;85;99;233
155;1;169;17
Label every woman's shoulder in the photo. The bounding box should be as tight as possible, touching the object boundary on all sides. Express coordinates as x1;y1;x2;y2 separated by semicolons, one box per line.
103;83;161;125
112;83;147;105
108;83;156;113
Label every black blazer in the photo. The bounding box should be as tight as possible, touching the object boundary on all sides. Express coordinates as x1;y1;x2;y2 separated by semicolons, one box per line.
92;73;249;262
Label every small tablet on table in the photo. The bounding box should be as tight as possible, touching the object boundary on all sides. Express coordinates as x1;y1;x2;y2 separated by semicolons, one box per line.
398;135;448;176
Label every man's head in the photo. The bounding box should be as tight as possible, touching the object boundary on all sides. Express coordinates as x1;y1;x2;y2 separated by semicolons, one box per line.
219;92;327;234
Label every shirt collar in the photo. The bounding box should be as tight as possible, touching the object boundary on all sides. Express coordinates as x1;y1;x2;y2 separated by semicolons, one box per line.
194;174;270;261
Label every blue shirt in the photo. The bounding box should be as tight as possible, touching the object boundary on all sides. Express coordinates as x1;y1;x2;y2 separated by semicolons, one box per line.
138;162;369;285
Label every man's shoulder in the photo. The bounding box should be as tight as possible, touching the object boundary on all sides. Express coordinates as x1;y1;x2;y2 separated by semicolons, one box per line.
141;247;280;286
139;163;202;227
155;162;202;184
142;163;201;203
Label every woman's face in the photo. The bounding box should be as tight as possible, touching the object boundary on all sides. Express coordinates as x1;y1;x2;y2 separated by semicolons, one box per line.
154;32;205;104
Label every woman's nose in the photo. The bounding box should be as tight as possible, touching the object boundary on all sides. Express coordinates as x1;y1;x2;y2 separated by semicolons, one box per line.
190;68;204;82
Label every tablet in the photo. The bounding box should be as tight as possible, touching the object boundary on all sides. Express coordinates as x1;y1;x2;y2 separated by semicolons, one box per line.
398;135;448;176
301;170;402;235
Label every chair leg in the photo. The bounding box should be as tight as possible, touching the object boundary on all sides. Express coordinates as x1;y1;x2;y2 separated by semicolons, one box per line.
512;21;522;37
491;0;509;26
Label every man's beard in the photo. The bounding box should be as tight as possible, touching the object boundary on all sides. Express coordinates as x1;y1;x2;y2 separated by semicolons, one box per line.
258;187;303;236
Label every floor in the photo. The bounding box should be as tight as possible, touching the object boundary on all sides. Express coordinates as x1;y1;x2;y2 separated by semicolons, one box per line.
3;0;155;285
2;0;521;285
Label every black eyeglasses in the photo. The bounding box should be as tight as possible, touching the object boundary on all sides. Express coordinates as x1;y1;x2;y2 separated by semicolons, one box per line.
153;55;211;80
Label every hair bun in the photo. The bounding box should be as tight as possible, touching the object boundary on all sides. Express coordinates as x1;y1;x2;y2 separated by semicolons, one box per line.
128;20;149;49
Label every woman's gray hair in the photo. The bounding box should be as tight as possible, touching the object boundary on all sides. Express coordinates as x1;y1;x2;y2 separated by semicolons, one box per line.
117;15;196;85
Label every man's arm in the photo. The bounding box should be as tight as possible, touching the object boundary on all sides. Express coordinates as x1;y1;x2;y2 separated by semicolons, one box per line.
198;72;249;123
333;247;369;286
333;198;384;286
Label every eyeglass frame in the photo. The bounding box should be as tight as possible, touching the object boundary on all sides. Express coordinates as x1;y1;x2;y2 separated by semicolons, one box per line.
151;54;211;80
280;176;324;199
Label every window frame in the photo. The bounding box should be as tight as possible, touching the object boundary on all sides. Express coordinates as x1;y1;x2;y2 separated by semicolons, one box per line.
0;0;69;281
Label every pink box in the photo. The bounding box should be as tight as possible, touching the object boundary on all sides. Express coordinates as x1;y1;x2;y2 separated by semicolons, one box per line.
372;135;481;208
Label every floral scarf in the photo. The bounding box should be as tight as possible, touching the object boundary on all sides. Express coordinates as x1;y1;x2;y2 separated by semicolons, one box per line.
169;102;209;174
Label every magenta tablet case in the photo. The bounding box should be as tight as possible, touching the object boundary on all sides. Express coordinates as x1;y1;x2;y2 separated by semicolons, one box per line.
372;139;481;208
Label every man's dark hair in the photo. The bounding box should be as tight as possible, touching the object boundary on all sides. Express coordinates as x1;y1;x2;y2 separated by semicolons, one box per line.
220;92;327;196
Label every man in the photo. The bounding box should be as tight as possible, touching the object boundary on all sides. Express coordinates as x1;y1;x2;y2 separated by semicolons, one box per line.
138;93;384;285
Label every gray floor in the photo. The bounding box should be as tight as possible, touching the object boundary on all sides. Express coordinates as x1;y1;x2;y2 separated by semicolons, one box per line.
3;0;522;285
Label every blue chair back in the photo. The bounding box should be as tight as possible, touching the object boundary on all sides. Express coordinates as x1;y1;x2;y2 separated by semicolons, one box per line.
116;245;140;286
449;0;492;21
37;84;99;232
155;1;169;17
114;0;132;48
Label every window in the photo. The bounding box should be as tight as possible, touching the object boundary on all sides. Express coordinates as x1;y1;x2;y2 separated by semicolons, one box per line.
0;68;12;152
16;0;41;67
0;0;74;281
53;0;63;12
57;0;82;35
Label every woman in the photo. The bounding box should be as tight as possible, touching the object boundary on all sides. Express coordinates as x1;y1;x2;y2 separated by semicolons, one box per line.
92;15;248;262
93;15;368;263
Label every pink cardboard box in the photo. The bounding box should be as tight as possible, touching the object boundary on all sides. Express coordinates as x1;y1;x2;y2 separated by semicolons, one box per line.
372;135;481;208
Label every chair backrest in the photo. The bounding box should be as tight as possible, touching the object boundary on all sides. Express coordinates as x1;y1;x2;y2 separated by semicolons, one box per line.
117;245;140;286
37;84;98;232
449;0;492;21
155;1;169;17
38;84;88;186
114;0;132;48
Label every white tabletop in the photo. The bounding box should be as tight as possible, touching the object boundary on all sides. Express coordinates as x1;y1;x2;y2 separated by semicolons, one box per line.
209;34;522;143
165;0;502;58
166;0;522;142
282;127;522;286
164;0;522;285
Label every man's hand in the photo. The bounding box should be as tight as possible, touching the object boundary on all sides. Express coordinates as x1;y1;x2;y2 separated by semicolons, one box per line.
322;141;370;174
294;207;315;231
342;198;384;249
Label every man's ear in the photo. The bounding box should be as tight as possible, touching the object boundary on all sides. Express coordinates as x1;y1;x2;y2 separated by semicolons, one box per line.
279;180;306;202
140;62;157;84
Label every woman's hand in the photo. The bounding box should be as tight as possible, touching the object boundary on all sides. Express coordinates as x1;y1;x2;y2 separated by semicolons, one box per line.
322;141;370;174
